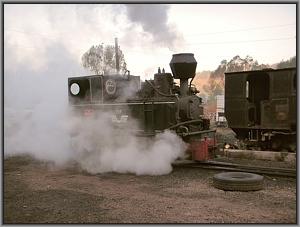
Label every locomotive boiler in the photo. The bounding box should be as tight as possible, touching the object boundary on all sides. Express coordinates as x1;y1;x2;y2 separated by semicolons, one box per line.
225;67;296;152
68;53;216;160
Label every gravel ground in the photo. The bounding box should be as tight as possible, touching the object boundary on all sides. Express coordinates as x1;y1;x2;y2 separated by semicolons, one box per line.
4;155;296;224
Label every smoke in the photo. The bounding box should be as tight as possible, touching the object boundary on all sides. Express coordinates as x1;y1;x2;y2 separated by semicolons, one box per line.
4;41;187;176
4;42;84;165
125;4;184;50
70;114;187;175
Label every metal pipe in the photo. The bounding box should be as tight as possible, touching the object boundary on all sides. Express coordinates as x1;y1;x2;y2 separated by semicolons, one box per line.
271;131;296;135
115;37;119;73
189;76;195;94
178;129;216;137
167;119;204;130
180;79;189;96
145;80;177;98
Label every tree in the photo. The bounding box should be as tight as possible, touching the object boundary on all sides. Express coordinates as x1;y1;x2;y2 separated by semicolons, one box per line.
82;44;127;75
203;78;224;102
276;56;296;69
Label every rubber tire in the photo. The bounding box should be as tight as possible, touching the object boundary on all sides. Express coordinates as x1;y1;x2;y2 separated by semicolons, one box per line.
213;172;264;191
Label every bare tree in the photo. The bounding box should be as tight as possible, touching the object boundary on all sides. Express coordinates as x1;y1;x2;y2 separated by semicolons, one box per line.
82;44;127;75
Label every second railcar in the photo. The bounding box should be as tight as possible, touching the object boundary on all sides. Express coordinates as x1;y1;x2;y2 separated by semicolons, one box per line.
225;67;296;151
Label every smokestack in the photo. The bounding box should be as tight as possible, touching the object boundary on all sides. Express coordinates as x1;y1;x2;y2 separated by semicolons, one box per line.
169;53;197;96
115;37;120;74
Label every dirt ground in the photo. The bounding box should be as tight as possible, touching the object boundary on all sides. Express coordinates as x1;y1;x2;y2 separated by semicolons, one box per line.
4;155;296;224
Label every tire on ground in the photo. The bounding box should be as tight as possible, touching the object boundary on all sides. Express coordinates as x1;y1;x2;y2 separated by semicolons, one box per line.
212;172;264;191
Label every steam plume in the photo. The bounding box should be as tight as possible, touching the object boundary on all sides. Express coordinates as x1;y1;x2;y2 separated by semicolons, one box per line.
125;4;183;50
4;42;187;175
70;114;186;175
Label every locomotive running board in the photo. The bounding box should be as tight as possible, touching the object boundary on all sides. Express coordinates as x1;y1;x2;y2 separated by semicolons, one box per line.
70;101;176;107
177;129;216;137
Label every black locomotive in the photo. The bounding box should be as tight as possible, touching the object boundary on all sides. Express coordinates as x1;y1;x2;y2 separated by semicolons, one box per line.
225;67;296;152
68;53;216;160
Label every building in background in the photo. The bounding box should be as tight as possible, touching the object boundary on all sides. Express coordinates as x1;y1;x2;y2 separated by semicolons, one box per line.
216;95;227;126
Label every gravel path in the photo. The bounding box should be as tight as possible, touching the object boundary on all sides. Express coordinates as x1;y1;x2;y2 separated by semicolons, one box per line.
4;155;296;223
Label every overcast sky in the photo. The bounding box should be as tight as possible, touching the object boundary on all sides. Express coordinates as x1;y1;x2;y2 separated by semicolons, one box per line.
4;4;296;78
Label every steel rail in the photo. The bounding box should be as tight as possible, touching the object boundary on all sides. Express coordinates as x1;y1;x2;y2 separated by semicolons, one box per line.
173;161;296;178
200;160;296;173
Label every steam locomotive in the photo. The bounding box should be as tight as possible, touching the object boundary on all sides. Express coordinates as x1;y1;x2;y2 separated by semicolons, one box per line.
68;53;216;160
225;67;296;152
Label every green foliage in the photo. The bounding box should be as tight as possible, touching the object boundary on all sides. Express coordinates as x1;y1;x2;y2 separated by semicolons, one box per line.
82;44;127;75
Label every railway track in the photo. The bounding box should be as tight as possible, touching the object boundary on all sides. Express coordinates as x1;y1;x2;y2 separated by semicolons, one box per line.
173;160;296;178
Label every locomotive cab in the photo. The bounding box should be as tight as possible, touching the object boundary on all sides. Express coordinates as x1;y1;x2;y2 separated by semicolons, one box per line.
68;73;141;104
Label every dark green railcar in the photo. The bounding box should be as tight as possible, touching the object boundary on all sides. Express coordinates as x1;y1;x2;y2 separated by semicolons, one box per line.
225;67;296;151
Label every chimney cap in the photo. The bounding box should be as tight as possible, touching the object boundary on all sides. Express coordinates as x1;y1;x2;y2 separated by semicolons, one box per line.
169;53;197;79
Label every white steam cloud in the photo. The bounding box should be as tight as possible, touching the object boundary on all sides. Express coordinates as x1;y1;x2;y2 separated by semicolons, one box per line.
70;114;186;175
4;28;187;176
4;43;82;165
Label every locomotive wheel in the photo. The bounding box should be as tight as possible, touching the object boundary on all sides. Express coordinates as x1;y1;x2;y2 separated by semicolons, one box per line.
213;172;264;191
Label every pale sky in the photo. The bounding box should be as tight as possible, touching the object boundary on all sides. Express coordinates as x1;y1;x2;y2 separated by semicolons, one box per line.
4;4;296;79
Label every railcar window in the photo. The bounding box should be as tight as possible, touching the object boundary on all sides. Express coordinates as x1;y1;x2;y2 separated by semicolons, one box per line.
246;81;249;98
